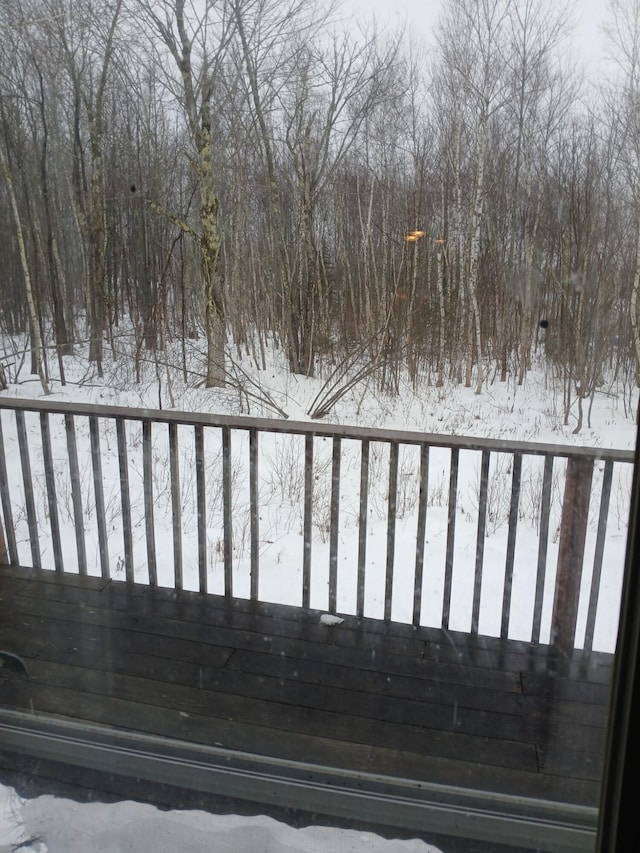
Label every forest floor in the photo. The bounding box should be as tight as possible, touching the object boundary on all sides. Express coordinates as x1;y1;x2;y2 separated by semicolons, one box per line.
4;330;637;449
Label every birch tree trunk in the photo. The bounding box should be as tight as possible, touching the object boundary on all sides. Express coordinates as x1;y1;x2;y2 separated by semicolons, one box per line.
198;118;226;387
139;0;229;387
467;115;487;394
0;143;50;395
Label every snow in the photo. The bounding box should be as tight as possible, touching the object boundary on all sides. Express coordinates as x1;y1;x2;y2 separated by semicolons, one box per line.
0;784;441;853
320;613;345;625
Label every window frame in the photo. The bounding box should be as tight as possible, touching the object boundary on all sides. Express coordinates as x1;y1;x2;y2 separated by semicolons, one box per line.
596;436;640;851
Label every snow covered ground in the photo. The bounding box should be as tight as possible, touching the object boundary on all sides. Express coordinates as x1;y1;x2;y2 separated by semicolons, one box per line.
0;784;441;852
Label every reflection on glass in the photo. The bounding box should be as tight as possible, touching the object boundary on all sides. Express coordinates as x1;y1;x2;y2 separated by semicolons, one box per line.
0;0;636;850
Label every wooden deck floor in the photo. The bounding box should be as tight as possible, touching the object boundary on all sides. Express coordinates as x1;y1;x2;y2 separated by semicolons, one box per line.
0;564;613;810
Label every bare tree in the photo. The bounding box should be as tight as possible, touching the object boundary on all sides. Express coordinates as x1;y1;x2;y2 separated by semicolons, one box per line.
136;0;234;388
604;0;640;384
47;0;125;377
504;0;575;384
437;0;520;393
231;0;400;375
283;27;400;375
0;0;636;413
0;95;50;394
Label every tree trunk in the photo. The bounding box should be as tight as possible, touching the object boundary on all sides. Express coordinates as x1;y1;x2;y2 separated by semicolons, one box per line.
468;115;487;395
630;220;640;384
199;123;226;388
0;145;50;395
88;136;106;376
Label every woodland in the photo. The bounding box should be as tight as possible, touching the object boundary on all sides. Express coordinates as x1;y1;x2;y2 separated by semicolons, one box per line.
2;0;640;431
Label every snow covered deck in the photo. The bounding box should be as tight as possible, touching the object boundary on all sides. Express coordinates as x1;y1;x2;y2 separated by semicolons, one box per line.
0;564;613;814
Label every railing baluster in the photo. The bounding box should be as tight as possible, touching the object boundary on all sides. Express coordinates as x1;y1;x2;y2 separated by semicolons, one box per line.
250;429;259;601
302;434;313;609
384;441;399;622
116;418;134;583
89;416;110;579
222;426;233;598
501;453;522;639
357;440;369;618
329;436;341;614
142;421;157;587
169;422;182;590
532;455;553;644
442;448;459;630
412;444;429;626
64;413;86;575
472;450;490;634
584;460;614;651
195;425;206;594
551;457;594;653
16;410;40;568
40;412;63;573
0;414;18;565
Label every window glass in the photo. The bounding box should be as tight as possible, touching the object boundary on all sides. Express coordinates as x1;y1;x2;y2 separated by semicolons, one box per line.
0;1;635;851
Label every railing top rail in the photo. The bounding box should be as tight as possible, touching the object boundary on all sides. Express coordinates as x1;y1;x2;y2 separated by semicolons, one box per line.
0;396;634;462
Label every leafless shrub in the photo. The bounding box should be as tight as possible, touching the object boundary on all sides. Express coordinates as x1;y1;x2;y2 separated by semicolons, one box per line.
311;445;336;542
518;460;564;532
265;436;306;505
468;456;512;536
428;470;448;508
396;452;419;519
